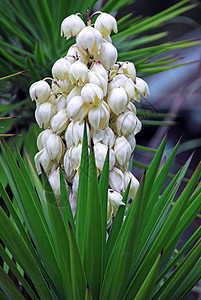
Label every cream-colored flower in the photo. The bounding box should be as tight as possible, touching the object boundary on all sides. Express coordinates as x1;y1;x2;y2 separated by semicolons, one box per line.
76;26;103;55
114;136;131;166
50;108;69;134
107;189;124;224
49;169;62;200
91;126;115;148
66;86;81;105
55;95;67;111
94;142;115;171
45;133;65;162
94;12;117;36
116;111;140;136
121;61;136;82
37;129;53;151
35;103;57;129
52;58;71;81
66;44;88;64
91;61;108;83
109;167;124;193
95;41;117;70
107;87;129;115
65;120;90;148
69;61;89;86
67;96;89;122
134;77;150;101
81;83;103;105
88;71;107;96
123;171;139;198
88;101;110;129
29;80;50;103
126;133;136;153
34;148;54;175
61;14;85;39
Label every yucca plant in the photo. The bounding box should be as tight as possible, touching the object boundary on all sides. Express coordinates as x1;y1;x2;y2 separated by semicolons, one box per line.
0;126;201;299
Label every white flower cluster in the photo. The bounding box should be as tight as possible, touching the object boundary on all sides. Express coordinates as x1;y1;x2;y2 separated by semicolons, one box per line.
29;11;149;226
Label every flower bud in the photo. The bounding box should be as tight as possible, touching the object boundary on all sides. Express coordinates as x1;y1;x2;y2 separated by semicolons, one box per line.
124;171;139;198
116;111;139;136
81;83;103;105
91;126;115;147
114;136;131;166
69;61;88;86
67;96;89;122
109;167;124;193
94;12;117;36
34;148;53;174
94;142;115;171
45;133;65;162
107;87;129;115
29;80;50;103
76;26;103;55
134;77;150;101
52;58;71;81
37;129;53;151
88;101;110;130
35;103;57;129
50;108;69;134
121;61;136;82
61;14;85;39
65;120;90;148
91;61;108;83
95;41;117;70
88;71;107;96
66;44;88;64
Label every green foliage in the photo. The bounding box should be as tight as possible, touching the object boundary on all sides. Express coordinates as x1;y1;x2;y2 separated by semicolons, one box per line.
0;126;200;299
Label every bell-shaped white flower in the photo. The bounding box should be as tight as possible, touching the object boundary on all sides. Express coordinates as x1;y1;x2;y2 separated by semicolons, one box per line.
124;78;137;100
94;143;115;171
72;171;79;197
52;58;71;81
88;71;107;96
66;143;83;171
37;129;53;151
124;171;139;198
116;111;140;136
121;61;136;82
50;108;69;134
35;103;57;129
55;95;67;111
91;126;115;148
69;61;88;86
109;167;124;193
108;189;124;216
91;61;108;83
114;136;131;166
112;74;128;87
95;41;117;70
65;120;90;148
66;44;88;64
51;79;73;94
67;96;89;122
125;102;137;114
107;87;129;115
61;14;85;39
76;26;103;55
45;133;65;162
88;101;110;130
81;83;103;105
29;80;50;103
134;77;150;101
94;12;117;36
126;133;136;153
34;148;54;175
